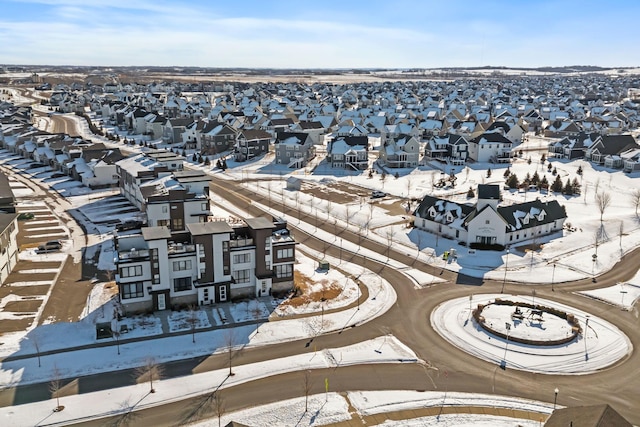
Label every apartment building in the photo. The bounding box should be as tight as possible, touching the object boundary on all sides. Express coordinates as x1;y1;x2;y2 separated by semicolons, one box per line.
114;216;295;313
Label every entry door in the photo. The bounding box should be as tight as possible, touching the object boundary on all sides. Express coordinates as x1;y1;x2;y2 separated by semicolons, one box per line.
157;293;166;310
219;286;227;302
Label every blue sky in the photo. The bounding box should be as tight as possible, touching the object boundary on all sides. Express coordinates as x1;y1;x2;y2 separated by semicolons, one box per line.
1;0;639;68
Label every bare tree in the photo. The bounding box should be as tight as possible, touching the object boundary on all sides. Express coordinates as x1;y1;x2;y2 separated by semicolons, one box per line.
619;220;624;248
631;189;640;218
595;192;611;224
405;177;412;199
187;305;199;343
32;334;42;368
252;299;263;334
385;228;395;261
50;365;64;412
302;369;313;413
135;357;164;393
594;178;600;196
593;229;600;257
224;330;236;377
345;204;352;228
213;392;225;427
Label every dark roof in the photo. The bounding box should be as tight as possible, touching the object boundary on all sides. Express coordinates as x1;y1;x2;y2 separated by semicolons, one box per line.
334;135;369;147
0;212;18;233
544;404;632;427
0;172;15;201
413;195;475;222
477;184;500;200
596;134;639;155
275;132;309;144
471;131;512;144
498;199;567;231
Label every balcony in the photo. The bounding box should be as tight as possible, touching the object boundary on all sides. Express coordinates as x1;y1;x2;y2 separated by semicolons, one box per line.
230;237;254;248
168;243;195;255
118;248;150;261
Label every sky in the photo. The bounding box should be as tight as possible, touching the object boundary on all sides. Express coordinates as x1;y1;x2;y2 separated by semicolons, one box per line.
1;0;639;69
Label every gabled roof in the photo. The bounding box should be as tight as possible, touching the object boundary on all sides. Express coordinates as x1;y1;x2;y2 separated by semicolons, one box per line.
543;404;632;427
498;199;566;231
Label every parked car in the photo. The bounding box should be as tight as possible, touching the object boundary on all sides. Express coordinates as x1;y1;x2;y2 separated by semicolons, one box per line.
371;190;387;199
116;219;144;232
37;240;62;252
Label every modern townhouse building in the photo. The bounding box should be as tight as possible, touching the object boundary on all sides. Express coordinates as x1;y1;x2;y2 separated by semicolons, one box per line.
114;216;296;313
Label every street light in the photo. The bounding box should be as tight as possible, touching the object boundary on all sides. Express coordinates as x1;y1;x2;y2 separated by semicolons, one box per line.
500;322;511;370
553;387;559;411
551;262;556;291
501;247;510;294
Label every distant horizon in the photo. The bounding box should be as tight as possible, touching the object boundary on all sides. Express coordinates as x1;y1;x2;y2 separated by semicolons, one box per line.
2;0;639;69
2;64;639;71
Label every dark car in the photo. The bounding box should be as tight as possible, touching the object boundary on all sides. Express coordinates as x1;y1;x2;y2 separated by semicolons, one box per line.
116;220;144;232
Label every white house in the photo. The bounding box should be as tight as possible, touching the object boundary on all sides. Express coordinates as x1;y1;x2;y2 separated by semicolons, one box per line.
413;184;567;248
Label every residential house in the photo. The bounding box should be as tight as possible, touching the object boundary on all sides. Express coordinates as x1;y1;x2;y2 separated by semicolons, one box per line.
413;184;567;248
378;135;420;168
235;129;272;162
327;136;369;170
468;131;512;163
424;133;468;166
586;134;639;166
274;132;316;168
114;216;296;313
0;172;16;214
198;121;237;155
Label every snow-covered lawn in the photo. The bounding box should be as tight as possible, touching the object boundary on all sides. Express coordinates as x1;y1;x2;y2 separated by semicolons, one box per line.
577;270;640;310
431;294;631;374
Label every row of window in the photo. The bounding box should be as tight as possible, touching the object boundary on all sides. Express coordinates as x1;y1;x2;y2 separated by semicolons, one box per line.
121;277;194;300
276;248;293;259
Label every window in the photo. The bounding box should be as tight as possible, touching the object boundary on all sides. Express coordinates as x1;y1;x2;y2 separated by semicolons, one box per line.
222;241;229;252
275;264;293;278
121;282;143;299
172;218;184;230
232;269;251;284
201;202;208;211
120;265;142;278
173;277;192;292
265;237;270;250
277;248;293;259
173;260;192;271
158;219;169;227
162;206;168;213
233;253;250;264
485;220;490;225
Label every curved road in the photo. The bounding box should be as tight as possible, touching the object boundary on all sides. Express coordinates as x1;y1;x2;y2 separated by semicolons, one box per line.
4;95;640;425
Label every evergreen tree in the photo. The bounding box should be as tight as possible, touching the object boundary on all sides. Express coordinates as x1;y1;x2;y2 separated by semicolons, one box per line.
503;168;511;178
523;172;531;186
467;186;475;198
486;168;492;178
506;173;519;189
531;171;540;185
204;157;211;166
563;178;573;195
571;177;581;194
552;167;557;175
540;153;546;163
551;175;563;192
192;153;198;162
547;162;553;172
540;175;549;189
527;157;532;165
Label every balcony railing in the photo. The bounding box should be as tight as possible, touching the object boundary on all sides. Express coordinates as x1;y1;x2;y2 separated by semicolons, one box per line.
118;249;150;260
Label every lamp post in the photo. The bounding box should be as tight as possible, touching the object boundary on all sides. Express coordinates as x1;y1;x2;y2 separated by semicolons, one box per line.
592;254;597;282
584;315;590;357
501;247;510;293
553;387;559;411
551;262;556;291
500;322;511;370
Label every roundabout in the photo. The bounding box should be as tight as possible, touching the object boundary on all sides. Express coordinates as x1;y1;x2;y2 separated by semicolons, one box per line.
431;294;633;375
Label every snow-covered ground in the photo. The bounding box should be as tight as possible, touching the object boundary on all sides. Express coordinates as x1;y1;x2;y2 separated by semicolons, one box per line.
431;294;632;374
577;270;640;310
